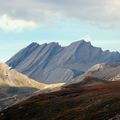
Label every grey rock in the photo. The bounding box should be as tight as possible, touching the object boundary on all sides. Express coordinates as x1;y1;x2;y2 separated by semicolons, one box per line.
7;40;120;83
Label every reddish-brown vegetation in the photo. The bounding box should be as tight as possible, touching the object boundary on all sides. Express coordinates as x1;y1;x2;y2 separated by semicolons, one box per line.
0;81;120;120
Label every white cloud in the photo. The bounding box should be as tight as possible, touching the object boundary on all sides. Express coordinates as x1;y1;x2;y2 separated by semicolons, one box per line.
0;0;120;30
0;14;37;32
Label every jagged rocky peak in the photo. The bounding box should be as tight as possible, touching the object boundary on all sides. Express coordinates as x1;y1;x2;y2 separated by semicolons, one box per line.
60;40;92;61
7;40;120;83
28;42;61;50
27;42;40;48
45;42;62;49
29;42;39;46
69;40;91;48
66;40;93;57
47;42;60;46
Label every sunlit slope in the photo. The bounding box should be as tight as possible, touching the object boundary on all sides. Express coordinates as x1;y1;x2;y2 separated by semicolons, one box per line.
0;63;46;89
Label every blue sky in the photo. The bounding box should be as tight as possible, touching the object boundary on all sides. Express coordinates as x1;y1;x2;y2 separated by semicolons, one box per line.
0;0;120;62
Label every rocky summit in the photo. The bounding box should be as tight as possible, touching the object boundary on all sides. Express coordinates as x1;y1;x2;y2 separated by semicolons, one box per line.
7;40;120;83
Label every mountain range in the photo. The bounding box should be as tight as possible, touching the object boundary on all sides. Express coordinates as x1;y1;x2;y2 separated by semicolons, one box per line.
7;40;120;83
1;40;120;119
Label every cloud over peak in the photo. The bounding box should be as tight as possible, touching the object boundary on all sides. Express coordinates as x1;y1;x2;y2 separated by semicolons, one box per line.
0;0;120;31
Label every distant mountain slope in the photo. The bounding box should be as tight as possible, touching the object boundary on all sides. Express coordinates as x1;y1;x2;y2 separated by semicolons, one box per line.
85;63;120;81
0;81;120;120
64;76;108;88
7;40;120;83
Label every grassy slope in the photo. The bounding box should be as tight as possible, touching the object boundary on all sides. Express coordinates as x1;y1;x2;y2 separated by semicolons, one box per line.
0;63;46;89
0;63;47;109
0;86;38;109
0;81;120;120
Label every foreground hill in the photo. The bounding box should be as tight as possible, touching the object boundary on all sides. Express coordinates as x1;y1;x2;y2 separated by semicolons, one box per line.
0;63;47;109
0;80;120;120
7;40;120;83
64;76;108;88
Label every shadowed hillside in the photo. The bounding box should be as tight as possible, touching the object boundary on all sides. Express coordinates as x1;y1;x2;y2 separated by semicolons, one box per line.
0;81;120;120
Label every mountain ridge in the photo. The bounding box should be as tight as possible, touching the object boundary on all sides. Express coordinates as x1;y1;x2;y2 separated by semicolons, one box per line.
7;40;120;83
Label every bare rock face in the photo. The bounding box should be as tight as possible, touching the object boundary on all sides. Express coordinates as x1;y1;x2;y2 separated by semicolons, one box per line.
7;40;120;83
